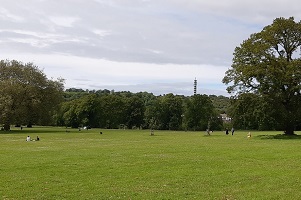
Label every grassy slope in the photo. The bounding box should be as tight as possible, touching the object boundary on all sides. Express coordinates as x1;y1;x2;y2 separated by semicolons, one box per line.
1;127;301;199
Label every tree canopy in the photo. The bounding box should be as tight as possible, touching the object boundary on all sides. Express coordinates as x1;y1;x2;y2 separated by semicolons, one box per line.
56;91;224;131
0;60;64;130
223;17;301;134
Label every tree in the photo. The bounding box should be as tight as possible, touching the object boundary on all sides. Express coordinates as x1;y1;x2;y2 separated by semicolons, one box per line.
223;17;301;135
209;95;230;114
162;94;184;130
184;94;218;131
60;100;80;128
100;94;126;129
144;96;161;130
124;95;145;129
73;94;101;128
0;60;64;130
144;94;184;130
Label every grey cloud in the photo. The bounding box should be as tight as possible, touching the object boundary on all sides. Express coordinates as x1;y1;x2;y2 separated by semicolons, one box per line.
164;0;301;25
0;0;257;66
1;1;301;86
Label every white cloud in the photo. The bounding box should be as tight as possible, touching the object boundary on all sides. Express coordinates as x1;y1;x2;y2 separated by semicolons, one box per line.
92;29;112;37
1;52;228;96
49;16;79;27
0;7;24;22
1;0;301;96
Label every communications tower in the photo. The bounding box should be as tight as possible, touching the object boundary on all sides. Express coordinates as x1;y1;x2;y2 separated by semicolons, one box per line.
194;78;197;95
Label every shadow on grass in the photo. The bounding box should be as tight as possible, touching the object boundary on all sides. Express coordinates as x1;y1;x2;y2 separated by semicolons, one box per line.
258;134;301;140
203;134;223;137
0;127;77;134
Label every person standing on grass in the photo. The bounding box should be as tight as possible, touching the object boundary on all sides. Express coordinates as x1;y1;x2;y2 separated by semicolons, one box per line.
231;127;235;135
225;128;229;135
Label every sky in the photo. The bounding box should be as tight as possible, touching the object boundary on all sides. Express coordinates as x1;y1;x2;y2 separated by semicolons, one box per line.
1;0;301;96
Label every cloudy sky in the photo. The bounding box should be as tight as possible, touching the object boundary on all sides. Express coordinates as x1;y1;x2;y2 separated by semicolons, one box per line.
1;0;301;96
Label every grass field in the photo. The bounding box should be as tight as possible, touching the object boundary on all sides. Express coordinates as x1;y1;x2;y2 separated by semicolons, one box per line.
1;127;301;199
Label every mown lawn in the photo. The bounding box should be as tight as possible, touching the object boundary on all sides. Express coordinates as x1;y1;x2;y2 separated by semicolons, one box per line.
1;127;301;199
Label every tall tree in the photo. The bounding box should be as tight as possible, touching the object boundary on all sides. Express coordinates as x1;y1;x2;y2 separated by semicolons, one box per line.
60;100;80;128
184;94;217;131
124;95;145;129
223;17;301;135
144;94;184;130
74;94;101;128
161;94;184;130
100;94;126;129
0;60;64;130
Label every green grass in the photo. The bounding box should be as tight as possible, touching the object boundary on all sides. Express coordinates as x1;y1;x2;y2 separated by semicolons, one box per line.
1;127;301;199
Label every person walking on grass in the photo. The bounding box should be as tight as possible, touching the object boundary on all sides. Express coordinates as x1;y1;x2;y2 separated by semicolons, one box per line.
231;127;235;135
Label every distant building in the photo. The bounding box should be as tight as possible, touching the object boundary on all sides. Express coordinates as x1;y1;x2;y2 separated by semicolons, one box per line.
220;114;232;123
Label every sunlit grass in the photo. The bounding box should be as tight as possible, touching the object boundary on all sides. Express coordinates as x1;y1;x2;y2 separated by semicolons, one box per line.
1;127;301;199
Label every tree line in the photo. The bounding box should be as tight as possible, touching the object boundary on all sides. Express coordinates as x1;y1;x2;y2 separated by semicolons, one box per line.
56;89;226;131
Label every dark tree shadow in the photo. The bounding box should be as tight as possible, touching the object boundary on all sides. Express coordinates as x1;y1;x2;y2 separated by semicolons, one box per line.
258;134;301;140
0;128;75;134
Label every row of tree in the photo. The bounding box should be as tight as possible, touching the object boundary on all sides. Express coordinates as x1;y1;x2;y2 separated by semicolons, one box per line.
56;90;225;131
58;88;301;132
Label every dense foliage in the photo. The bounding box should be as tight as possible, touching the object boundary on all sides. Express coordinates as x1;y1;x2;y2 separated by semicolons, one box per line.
56;89;225;131
223;17;301;134
0;60;64;130
227;94;280;130
209;95;230;114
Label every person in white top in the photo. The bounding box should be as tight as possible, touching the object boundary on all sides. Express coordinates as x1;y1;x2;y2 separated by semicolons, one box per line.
26;136;31;142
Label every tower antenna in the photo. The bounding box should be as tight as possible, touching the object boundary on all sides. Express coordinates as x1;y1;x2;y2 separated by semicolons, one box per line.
194;78;197;95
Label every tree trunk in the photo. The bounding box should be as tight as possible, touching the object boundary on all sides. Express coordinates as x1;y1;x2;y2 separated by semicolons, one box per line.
3;123;10;131
284;125;295;135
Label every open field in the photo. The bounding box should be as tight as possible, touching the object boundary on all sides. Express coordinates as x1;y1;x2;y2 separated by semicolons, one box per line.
1;127;301;199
